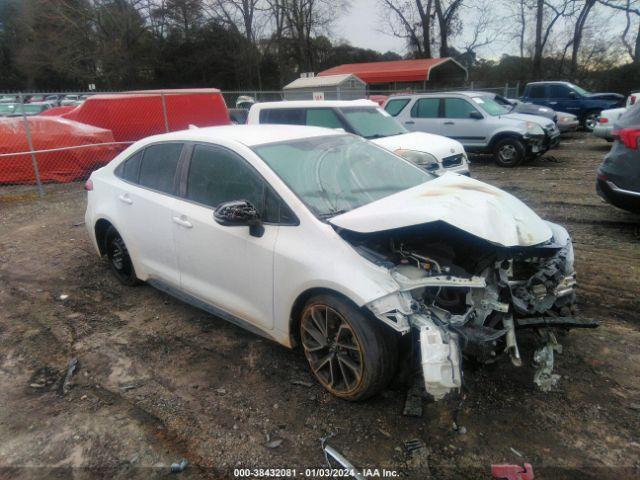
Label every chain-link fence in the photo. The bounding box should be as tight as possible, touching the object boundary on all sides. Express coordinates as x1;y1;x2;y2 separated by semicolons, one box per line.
0;90;230;199
0;83;519;199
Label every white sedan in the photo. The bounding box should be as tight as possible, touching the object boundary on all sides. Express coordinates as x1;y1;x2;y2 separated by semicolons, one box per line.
85;125;586;401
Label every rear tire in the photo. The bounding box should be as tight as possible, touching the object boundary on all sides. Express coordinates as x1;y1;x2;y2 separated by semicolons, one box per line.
493;138;526;167
583;112;599;132
105;226;140;286
299;294;398;401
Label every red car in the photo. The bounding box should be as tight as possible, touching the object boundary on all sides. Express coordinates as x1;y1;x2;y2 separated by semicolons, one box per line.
0;89;231;184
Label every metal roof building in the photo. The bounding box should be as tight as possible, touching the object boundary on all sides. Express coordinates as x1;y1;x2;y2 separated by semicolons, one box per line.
318;58;468;90
282;74;366;101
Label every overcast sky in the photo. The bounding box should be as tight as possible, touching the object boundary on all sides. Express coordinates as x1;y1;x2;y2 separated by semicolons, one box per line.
334;0;629;61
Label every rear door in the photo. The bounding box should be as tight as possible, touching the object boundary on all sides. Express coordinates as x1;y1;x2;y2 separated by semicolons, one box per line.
171;143;292;331
440;97;487;148
403;97;442;135
112;142;184;286
526;84;550;107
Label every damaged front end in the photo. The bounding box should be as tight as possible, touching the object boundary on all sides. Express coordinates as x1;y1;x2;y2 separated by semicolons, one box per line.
350;221;596;400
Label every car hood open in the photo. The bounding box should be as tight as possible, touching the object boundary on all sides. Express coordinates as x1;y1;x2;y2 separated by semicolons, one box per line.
329;173;552;247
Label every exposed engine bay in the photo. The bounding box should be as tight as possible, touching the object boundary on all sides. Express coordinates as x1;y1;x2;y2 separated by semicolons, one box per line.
338;220;597;400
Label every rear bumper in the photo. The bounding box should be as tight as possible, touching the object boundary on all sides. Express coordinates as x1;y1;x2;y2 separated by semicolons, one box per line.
596;175;640;213
558;120;579;132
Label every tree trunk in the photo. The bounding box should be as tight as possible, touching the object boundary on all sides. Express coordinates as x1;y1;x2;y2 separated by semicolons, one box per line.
570;0;595;80
635;21;640;62
416;0;432;58
532;0;543;79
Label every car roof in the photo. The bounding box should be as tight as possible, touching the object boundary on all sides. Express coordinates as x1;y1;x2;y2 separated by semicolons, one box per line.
142;124;345;147
388;91;489;99
252;100;378;109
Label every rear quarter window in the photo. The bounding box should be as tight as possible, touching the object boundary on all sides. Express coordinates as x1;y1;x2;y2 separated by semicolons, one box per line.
115;150;143;183
138;143;183;194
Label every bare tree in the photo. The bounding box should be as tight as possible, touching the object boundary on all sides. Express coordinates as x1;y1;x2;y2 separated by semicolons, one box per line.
599;0;640;62
433;0;463;56
532;0;572;78
459;0;501;57
569;0;596;78
379;0;433;58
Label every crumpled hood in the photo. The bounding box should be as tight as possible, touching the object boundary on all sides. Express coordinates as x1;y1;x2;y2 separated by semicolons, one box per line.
329;173;553;247
372;132;465;162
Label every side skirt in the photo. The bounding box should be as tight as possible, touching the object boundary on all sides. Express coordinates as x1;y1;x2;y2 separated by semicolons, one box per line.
147;279;280;343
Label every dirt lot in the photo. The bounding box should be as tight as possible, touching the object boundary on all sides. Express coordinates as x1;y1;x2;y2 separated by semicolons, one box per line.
1;133;639;479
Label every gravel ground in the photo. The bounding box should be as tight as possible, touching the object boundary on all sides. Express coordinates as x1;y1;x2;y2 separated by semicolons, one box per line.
0;132;639;480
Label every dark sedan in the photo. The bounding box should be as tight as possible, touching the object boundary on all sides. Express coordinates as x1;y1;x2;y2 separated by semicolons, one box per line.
596;103;640;213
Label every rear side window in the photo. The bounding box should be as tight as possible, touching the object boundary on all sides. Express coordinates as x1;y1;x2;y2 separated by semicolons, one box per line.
528;85;546;98
117;150;143;183
260;108;305;125
138;143;183;194
411;98;440;118
305;108;343;128
443;98;479;119
384;99;410;116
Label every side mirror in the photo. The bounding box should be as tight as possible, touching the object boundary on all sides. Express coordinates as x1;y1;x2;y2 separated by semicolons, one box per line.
568;91;578;99
214;200;264;237
469;111;483;120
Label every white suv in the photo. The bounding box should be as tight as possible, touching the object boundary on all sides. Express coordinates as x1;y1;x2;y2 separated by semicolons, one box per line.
85;125;584;401
247;100;470;176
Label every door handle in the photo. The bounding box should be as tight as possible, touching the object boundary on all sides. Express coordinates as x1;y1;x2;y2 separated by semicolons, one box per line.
444;121;455;125
549;101;558;105
118;194;133;205
172;216;193;228
404;121;415;125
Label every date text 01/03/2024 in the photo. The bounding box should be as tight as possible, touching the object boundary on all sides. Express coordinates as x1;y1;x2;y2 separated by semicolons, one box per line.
233;468;400;477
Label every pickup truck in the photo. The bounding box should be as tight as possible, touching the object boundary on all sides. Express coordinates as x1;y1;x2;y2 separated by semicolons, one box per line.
520;81;624;131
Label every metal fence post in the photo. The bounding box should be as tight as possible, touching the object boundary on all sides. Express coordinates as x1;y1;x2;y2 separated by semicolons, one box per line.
160;91;169;133
504;83;509;97
19;92;44;197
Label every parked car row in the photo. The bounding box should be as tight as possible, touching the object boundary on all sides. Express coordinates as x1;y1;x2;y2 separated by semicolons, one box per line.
0;93;91;107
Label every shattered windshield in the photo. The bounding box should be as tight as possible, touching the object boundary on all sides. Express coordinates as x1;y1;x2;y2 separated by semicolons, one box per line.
253;135;433;218
339;107;407;139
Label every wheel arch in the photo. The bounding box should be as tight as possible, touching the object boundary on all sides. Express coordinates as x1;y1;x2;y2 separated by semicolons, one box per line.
488;131;524;151
288;287;378;348
94;218;114;256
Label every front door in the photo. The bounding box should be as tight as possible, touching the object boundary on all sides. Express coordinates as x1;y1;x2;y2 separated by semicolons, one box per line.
440;98;487;149
172;144;279;331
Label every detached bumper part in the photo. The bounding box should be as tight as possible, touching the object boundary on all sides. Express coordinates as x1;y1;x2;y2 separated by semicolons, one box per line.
415;316;462;400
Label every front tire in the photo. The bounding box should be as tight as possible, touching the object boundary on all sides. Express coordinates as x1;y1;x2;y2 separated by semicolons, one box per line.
105;226;140;286
493;138;526;167
299;294;397;401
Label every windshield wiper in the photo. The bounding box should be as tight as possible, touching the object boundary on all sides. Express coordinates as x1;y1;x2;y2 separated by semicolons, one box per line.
318;209;348;219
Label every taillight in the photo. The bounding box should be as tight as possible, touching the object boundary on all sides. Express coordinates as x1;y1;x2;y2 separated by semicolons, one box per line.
84;179;93;191
599;117;608;123
630;95;636;105
613;128;640;150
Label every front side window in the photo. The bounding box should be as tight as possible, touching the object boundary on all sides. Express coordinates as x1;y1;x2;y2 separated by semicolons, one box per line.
549;84;571;98
305;108;343;128
384;98;410;116
444;98;480;119
411;98;440;118
138;143;183;194
253;135;433;217
185;145;290;223
339;107;407;139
